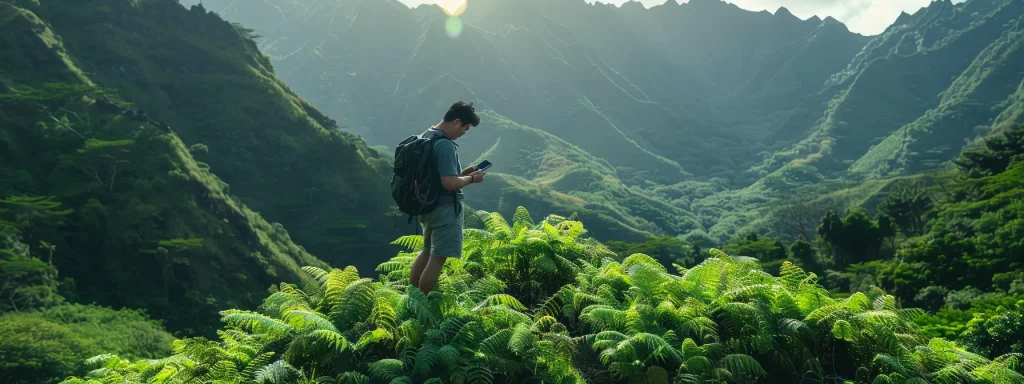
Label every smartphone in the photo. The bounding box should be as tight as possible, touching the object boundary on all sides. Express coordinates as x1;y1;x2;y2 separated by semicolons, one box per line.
475;160;492;171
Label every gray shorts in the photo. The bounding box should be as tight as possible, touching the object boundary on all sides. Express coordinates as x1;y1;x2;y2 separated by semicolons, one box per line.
419;202;464;258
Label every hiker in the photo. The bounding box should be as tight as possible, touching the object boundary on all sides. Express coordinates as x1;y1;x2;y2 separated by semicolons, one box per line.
392;101;484;295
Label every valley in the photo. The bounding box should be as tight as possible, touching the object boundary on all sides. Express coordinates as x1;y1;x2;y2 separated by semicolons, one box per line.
2;0;1022;383
181;0;1024;246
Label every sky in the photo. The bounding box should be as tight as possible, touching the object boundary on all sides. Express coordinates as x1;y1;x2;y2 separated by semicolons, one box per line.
398;0;967;36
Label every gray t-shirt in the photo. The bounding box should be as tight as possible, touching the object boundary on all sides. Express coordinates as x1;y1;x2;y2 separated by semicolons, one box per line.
422;128;463;202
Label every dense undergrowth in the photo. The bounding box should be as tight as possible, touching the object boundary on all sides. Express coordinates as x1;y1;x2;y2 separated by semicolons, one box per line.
0;303;175;384
61;207;1024;384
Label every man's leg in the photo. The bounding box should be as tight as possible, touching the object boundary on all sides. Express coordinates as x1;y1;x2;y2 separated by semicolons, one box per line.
409;249;430;288
414;203;463;294
417;255;447;294
410;217;432;288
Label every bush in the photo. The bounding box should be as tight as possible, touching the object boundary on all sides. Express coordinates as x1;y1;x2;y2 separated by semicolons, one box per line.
0;304;175;384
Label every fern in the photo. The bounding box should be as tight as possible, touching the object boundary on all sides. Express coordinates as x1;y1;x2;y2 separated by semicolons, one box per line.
64;209;1024;384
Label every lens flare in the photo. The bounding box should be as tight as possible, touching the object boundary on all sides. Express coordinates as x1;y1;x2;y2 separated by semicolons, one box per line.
440;0;466;16
445;16;463;39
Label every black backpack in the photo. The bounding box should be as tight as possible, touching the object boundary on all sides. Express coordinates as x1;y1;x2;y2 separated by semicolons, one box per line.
391;131;458;223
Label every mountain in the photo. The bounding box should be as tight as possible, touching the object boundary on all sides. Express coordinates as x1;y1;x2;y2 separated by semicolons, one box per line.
774;0;1024;178
186;0;1024;246
195;0;869;184
0;0;404;336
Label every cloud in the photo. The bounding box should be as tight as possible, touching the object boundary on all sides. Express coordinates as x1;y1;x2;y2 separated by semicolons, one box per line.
400;0;967;35
720;0;961;35
594;0;967;35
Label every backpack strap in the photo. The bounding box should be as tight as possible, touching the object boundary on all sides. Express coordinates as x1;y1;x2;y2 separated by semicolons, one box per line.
424;129;463;217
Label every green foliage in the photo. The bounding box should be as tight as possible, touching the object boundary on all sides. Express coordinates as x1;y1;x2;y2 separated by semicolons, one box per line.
723;232;788;263
1;0;347;339
12;0;402;272
961;299;1024;358
914;292;1024;348
61;208;1024;384
606;235;699;270
788;238;821;275
0;303;175;384
817;208;890;267
0;234;63;313
878;183;934;237
0;74;329;337
0;195;73;313
869;124;1024;304
953;122;1024;177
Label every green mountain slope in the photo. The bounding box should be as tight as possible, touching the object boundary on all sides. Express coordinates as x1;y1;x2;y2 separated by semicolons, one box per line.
207;0;868;184
456;110;703;241
179;0;1024;247
0;0;408;336
14;0;405;270
851;2;1024;177
181;0;871;241
776;0;1024;177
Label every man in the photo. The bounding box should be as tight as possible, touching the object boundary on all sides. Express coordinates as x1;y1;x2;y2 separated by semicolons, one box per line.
409;101;485;294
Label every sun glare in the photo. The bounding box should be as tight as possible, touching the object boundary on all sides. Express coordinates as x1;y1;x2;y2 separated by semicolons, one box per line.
440;0;467;16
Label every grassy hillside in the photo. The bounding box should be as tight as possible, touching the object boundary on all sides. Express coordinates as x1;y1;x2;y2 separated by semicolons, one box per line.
179;0;1022;249
774;0;1024;177
17;0;407;271
0;0;339;337
454;110;703;242
181;0;884;243
201;0;868;185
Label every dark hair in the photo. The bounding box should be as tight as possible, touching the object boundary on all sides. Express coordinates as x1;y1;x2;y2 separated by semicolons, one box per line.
443;101;480;127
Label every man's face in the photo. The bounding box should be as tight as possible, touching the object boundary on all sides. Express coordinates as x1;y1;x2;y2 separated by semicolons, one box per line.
452;119;471;139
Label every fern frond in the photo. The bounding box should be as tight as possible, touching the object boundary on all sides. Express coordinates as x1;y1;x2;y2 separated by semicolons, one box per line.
367;359;404;382
513;206;535;227
336;371;370;384
474;294;527;312
255;360;301;384
302;266;331;284
719;354;767;380
220;309;294;339
391;235;424;251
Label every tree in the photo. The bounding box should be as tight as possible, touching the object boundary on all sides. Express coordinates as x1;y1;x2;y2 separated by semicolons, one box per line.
0;196;72;257
770;199;838;241
876;213;896;250
817;208;885;267
141;238;204;304
58;138;134;192
789;236;820;274
879;183;932;236
953;123;1024;177
724;231;788;262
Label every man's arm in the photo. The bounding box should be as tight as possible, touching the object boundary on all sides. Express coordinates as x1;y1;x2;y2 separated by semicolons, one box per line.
434;140;484;191
441;172;484;191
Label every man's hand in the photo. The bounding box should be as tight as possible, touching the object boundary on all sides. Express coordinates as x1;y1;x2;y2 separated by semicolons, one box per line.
460;166;477;176
469;170;486;183
441;170;485;191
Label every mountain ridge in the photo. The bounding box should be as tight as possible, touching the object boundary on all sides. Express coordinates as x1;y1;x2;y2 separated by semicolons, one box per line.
0;0;408;336
155;0;1024;246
